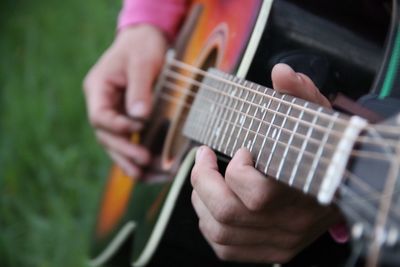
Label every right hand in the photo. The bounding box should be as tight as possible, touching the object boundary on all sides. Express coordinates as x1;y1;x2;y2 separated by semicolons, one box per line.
83;25;168;177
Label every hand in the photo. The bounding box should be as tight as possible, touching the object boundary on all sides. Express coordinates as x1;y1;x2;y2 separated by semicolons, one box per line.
83;25;168;177
191;64;342;263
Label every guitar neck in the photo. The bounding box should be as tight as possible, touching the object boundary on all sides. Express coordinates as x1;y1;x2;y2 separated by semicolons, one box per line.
183;68;367;204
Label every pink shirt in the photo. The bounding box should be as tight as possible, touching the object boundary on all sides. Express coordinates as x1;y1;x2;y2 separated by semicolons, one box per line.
117;0;349;245
118;0;187;40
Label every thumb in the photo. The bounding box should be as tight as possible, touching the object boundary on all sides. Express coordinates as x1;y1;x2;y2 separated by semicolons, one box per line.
271;63;331;108
125;54;164;119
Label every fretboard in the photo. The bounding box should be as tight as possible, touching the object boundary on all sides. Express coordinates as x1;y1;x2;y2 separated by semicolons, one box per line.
183;68;367;203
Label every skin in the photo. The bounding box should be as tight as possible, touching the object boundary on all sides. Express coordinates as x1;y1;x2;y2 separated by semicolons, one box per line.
84;25;343;264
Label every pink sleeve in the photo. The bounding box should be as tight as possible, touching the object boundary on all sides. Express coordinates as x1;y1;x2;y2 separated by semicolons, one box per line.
329;222;349;243
118;0;188;40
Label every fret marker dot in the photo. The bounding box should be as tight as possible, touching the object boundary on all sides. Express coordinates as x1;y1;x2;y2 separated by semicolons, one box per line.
215;127;221;137
261;103;267;113
271;128;277;139
247;140;252;149
240;115;245;125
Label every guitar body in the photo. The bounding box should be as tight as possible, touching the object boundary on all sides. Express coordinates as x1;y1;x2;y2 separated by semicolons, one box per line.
89;0;389;266
90;1;267;266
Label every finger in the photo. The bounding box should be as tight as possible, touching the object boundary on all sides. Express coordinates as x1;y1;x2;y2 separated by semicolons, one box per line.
125;45;165;119
84;75;142;134
193;191;301;249
191;146;248;225
225;148;297;212
96;130;150;165
271;63;331;107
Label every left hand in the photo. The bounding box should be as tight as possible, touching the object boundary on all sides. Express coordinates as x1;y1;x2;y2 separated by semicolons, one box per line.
190;63;342;263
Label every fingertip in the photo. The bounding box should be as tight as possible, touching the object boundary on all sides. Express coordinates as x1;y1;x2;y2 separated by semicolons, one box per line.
233;147;254;166
271;63;300;93
195;146;218;170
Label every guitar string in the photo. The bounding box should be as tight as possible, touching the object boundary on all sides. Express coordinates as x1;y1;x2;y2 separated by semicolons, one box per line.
159;80;399;162
156;91;400;225
157;91;400;207
168;59;400;137
164;60;400;232
163;68;400;150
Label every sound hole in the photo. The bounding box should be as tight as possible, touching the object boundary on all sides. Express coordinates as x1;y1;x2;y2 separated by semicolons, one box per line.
162;47;219;169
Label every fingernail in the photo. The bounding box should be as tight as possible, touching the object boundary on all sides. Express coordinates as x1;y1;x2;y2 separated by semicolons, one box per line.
129;101;148;118
196;146;204;161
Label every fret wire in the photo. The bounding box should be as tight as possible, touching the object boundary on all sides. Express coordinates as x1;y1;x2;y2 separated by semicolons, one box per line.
218;77;233;151
200;78;218;144
218;81;236;152
232;82;253;153
250;86;269;152
206;79;222;146
263;94;284;176
164;70;348;139
243;83;262;152
239;82;258;151
208;77;228;149
167;61;351;125
197;82;210;143
289;104;318;186
276;98;297;179
213;77;230;150
255;90;276;168
224;78;245;157
266;95;293;179
303;112;339;193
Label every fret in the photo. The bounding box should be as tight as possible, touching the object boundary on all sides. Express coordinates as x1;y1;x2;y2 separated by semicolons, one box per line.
255;90;276;168
197;82;213;143
239;82;258;153
222;77;242;156
210;78;230;149
201;78;221;145
230;83;249;153
250;86;270;152
217;82;236;151
263;94;286;176
225;83;249;157
303;112;339;193
288;102;314;186
276;97;297;179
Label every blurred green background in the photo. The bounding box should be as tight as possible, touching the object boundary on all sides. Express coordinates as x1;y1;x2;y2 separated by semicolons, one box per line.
0;0;120;266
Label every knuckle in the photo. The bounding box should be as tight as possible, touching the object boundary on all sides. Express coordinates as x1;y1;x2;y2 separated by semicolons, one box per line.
214;203;236;224
190;166;201;188
208;224;230;245
246;193;268;212
214;247;233;261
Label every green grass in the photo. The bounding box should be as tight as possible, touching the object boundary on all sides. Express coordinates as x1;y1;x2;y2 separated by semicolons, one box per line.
0;0;120;266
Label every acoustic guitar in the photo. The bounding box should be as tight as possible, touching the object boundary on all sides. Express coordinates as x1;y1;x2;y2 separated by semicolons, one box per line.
89;0;400;266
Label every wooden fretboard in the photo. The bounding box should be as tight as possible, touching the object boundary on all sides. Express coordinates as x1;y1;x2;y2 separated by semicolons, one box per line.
183;68;367;202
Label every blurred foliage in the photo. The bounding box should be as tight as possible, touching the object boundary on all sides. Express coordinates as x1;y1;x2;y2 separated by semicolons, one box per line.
0;0;120;266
